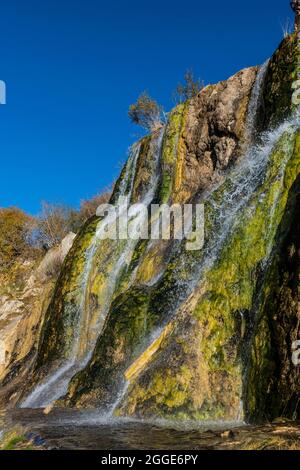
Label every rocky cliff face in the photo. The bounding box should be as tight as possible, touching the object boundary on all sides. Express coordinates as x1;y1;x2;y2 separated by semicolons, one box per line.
1;34;300;424
245;168;300;422
0;234;75;406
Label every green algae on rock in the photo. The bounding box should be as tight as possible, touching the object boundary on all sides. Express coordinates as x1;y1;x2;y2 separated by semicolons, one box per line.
116;125;300;420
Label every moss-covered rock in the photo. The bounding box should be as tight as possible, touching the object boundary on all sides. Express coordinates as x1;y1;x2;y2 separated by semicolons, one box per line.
64;286;156;407
245;142;300;423
256;33;300;132
117;128;300;420
36;216;101;370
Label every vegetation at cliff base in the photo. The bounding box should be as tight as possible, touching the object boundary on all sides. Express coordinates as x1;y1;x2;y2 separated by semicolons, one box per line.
0;186;112;271
0;207;37;270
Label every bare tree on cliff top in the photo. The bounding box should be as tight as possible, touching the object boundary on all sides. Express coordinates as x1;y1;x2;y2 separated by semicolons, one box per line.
128;92;164;132
36;202;75;249
174;69;204;103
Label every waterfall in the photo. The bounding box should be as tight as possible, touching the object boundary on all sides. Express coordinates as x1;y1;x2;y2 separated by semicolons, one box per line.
245;59;269;141
21;55;300;417
167;114;300;317
129;61;270;291
21;130;164;409
113;118;300;415
100;66;286;414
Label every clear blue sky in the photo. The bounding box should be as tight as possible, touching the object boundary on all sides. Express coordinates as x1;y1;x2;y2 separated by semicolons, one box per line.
0;0;294;214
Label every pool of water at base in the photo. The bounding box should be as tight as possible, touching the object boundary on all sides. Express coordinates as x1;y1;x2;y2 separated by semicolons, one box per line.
4;408;244;450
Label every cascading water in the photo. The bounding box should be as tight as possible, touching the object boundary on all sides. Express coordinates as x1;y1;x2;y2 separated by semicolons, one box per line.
111;117;299;414
126;63;275;343
110;71;300;416
137;117;299;360
194;116;299;281
20;43;300;420
245;60;269;141
131;61;270;292
150;73;299;319
21;131;164;409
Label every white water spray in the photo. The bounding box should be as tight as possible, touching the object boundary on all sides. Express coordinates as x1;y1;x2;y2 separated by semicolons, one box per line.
245;59;269;141
22;132;164;409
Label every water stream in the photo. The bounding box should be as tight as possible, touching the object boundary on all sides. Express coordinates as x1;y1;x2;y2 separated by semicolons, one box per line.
21;63;300;420
22;131;164;408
